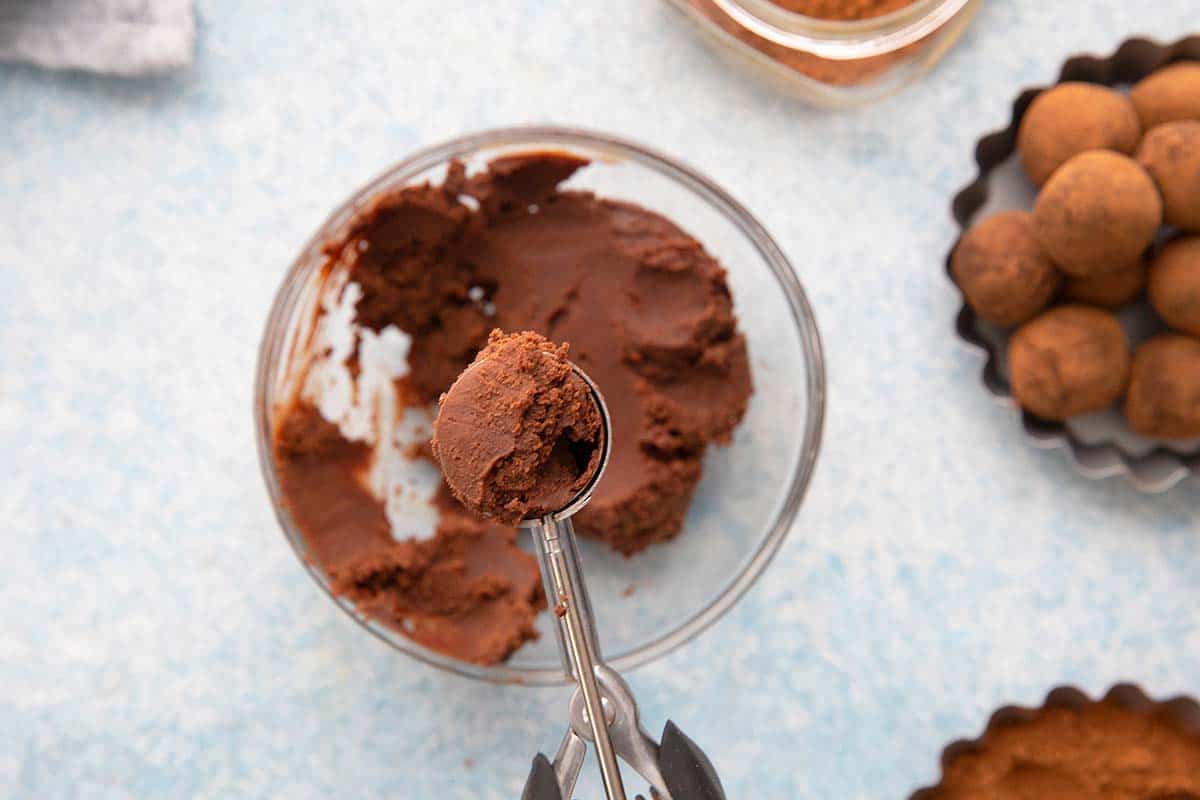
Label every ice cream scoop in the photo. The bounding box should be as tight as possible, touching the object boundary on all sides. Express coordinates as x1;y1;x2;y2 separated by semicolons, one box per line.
433;330;725;800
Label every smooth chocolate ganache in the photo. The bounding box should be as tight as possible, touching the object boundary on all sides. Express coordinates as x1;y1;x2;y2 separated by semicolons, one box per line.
431;330;603;525
272;152;752;664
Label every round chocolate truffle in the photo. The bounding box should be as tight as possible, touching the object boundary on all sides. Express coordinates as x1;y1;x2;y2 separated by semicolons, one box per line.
1137;120;1200;232
1148;237;1200;336
431;330;603;525
1032;150;1163;277
1130;61;1200;130
1061;259;1146;309
951;210;1062;326
1124;334;1200;439
1017;82;1142;186
1008;305;1130;420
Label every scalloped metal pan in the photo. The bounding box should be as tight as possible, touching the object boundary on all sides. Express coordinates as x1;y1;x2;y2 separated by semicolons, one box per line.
910;682;1200;798
948;35;1200;493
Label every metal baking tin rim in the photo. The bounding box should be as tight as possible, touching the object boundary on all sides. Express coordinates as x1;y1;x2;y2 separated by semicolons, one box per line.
908;682;1200;798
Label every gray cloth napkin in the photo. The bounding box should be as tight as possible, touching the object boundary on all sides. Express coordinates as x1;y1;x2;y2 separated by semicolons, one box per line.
0;0;194;75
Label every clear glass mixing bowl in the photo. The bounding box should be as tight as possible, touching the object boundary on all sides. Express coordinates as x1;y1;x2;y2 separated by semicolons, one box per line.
255;126;825;685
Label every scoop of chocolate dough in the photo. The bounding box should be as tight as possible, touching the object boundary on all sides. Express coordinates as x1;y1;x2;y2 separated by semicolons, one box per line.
432;330;603;525
1008;305;1130;420
1137;120;1200;232
1017;82;1141;186
1149;237;1200;337
1033;150;1162;277
1062;258;1146;310
951;210;1062;326
1131;61;1200;130
1124;334;1200;440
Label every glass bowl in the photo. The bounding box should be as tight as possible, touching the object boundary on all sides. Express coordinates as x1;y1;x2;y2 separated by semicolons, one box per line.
255;126;825;685
665;0;981;107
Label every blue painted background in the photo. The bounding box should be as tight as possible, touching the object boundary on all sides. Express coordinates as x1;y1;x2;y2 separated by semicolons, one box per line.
2;2;1198;797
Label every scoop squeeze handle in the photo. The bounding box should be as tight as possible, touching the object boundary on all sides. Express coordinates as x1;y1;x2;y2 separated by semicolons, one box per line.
522;754;564;800
520;720;727;800
658;721;726;800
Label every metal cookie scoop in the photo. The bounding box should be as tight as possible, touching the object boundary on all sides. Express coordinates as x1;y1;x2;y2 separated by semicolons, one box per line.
519;364;726;800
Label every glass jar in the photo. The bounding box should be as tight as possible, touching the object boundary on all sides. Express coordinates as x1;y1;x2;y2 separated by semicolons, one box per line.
666;0;982;107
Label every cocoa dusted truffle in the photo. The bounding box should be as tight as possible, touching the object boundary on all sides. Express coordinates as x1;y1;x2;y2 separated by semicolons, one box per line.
1137;120;1200;232
1008;305;1130;420
1017;82;1142;186
1124;334;1200;439
1062;259;1146;309
951;211;1062;326
1033;150;1162;276
431;330;603;525
1148;237;1200;336
1130;61;1200;130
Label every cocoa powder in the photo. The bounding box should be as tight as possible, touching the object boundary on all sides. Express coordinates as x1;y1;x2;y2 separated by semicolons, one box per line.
770;0;916;20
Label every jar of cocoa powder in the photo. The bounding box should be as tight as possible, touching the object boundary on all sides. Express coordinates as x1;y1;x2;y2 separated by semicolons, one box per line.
666;0;981;106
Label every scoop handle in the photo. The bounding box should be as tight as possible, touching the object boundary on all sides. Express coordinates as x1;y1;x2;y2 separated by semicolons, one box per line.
531;515;627;800
520;721;727;800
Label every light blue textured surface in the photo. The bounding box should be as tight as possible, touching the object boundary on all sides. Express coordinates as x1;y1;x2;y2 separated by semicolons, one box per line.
2;2;1199;798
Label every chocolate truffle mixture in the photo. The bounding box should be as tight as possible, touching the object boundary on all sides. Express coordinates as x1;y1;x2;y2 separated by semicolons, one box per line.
431;330;603;525
273;153;752;664
274;404;545;665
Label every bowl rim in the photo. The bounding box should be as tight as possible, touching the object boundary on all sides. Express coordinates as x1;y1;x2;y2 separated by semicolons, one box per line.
662;0;981;108
254;124;827;685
